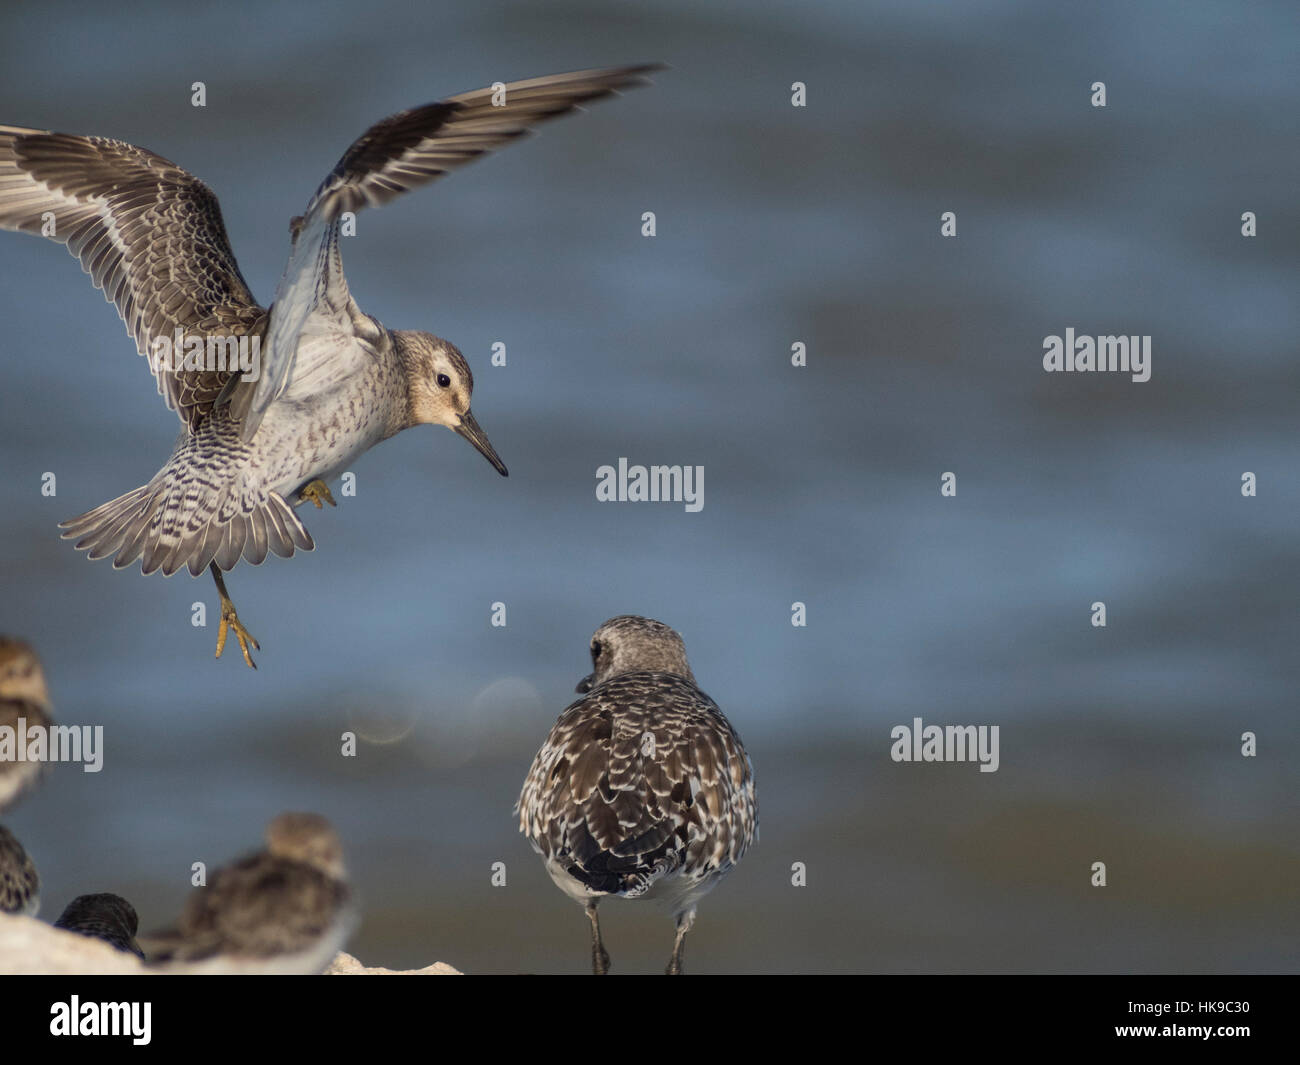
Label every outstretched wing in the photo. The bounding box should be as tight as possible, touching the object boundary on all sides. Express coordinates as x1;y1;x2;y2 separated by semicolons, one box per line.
0;126;266;432
240;64;662;441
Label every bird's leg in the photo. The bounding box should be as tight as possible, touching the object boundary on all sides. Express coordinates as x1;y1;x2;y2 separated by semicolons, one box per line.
665;908;696;975
586;902;610;976
297;479;336;510
209;562;259;669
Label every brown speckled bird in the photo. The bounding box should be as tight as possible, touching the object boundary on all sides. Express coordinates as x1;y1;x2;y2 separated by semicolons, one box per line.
0;65;659;668
0;636;52;813
0;824;39;916
54;892;145;959
518;616;757;975
143;812;355;974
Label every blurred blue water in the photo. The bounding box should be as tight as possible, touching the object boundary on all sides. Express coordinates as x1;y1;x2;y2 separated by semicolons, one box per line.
0;0;1296;972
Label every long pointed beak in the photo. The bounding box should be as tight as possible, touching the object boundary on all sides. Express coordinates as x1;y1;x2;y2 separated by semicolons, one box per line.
576;673;595;694
454;411;508;476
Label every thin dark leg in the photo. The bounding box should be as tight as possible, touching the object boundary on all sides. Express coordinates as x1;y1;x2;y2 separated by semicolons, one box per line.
587;902;610;975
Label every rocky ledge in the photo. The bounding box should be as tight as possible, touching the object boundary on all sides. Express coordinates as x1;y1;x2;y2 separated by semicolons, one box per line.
0;912;460;975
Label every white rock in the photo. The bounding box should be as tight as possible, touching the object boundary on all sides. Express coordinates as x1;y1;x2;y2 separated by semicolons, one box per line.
0;911;144;975
0;912;460;975
326;951;460;975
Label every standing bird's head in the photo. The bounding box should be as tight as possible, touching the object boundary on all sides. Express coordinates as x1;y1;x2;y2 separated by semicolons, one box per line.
576;615;697;693
394;331;507;476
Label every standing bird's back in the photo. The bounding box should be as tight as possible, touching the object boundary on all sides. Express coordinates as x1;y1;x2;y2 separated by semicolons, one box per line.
519;670;757;904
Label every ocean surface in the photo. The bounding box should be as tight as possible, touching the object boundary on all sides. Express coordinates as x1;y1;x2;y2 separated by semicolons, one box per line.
0;0;1296;972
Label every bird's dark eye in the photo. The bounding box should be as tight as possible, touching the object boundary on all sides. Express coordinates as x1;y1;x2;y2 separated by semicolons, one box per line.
591;640;602;660
436;373;451;388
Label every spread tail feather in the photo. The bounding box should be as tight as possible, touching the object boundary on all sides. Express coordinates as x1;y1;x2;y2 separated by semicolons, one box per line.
60;484;314;576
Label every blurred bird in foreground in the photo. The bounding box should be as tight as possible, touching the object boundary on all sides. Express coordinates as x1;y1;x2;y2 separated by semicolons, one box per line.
0;824;39;917
142;812;355;974
54;892;145;959
0;636;52;811
0;638;50;919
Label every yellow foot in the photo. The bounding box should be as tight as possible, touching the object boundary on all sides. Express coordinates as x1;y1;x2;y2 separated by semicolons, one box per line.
215;600;260;670
209;563;259;669
298;479;336;509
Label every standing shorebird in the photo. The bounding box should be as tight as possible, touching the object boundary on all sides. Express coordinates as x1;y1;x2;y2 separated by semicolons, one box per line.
0;66;658;667
0;637;52;811
517;616;757;975
54;893;145;959
143;812;355;974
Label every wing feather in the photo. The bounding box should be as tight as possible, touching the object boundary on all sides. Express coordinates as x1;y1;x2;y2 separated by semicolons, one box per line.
241;65;660;440
0;125;266;431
